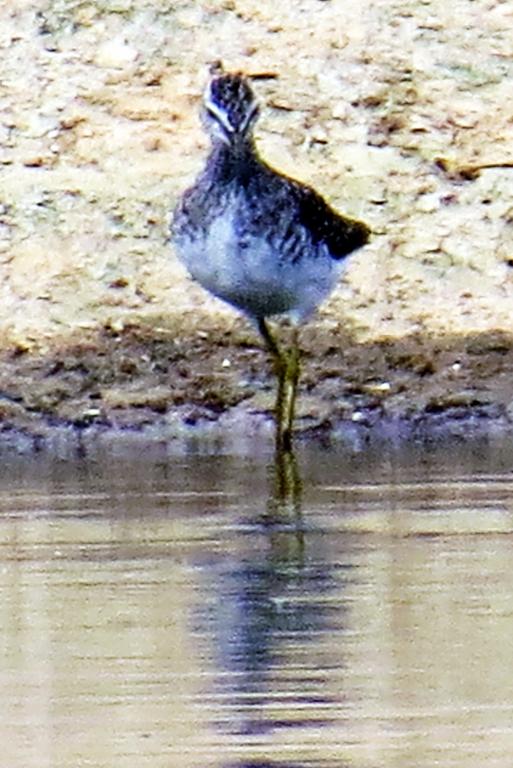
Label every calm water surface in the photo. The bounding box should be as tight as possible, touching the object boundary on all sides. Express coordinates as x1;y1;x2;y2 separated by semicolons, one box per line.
2;437;513;768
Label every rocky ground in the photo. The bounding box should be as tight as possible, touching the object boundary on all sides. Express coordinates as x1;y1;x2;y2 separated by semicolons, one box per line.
1;0;513;452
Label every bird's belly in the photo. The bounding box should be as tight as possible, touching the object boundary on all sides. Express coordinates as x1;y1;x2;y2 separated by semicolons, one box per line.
176;211;343;320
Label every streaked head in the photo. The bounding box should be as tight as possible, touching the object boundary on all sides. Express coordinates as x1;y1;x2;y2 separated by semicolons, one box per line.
202;73;259;145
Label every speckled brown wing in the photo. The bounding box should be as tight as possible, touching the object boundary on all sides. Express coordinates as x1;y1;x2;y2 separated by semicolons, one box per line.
293;182;370;260
237;158;370;264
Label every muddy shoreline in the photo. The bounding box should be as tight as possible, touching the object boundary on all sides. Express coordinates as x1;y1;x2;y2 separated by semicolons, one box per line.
1;321;513;456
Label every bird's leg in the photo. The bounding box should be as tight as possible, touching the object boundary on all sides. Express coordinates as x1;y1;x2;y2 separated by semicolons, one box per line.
257;319;301;453
278;327;300;453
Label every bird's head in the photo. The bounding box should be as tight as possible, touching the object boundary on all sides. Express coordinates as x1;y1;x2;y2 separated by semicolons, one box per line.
202;72;260;146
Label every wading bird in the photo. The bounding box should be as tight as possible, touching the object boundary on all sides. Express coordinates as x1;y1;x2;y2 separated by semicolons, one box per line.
172;70;370;451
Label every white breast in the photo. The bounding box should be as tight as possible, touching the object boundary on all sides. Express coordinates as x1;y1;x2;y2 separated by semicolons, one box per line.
175;198;343;320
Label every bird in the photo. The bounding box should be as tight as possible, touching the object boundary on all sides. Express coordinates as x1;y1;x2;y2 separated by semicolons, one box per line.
172;68;370;452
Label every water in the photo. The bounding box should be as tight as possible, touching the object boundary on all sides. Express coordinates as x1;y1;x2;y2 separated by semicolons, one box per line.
2;436;513;768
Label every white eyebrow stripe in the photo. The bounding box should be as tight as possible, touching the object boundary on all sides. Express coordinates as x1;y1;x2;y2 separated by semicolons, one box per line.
238;100;259;133
204;96;235;133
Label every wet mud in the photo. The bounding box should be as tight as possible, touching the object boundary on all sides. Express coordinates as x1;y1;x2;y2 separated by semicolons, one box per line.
1;321;513;453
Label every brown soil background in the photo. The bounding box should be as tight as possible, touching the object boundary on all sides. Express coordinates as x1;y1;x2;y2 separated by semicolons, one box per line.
2;0;513;447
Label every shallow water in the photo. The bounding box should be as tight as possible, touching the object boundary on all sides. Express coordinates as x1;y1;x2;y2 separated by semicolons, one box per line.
2;437;513;768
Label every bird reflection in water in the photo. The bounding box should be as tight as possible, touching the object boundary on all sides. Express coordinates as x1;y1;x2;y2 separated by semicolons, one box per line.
223;761;308;768
197;444;343;746
263;446;304;567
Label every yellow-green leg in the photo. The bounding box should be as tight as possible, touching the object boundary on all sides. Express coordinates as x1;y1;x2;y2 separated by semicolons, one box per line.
257;318;301;453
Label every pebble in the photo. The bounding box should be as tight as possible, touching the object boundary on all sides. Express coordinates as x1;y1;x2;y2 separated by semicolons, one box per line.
416;193;440;213
94;39;138;69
